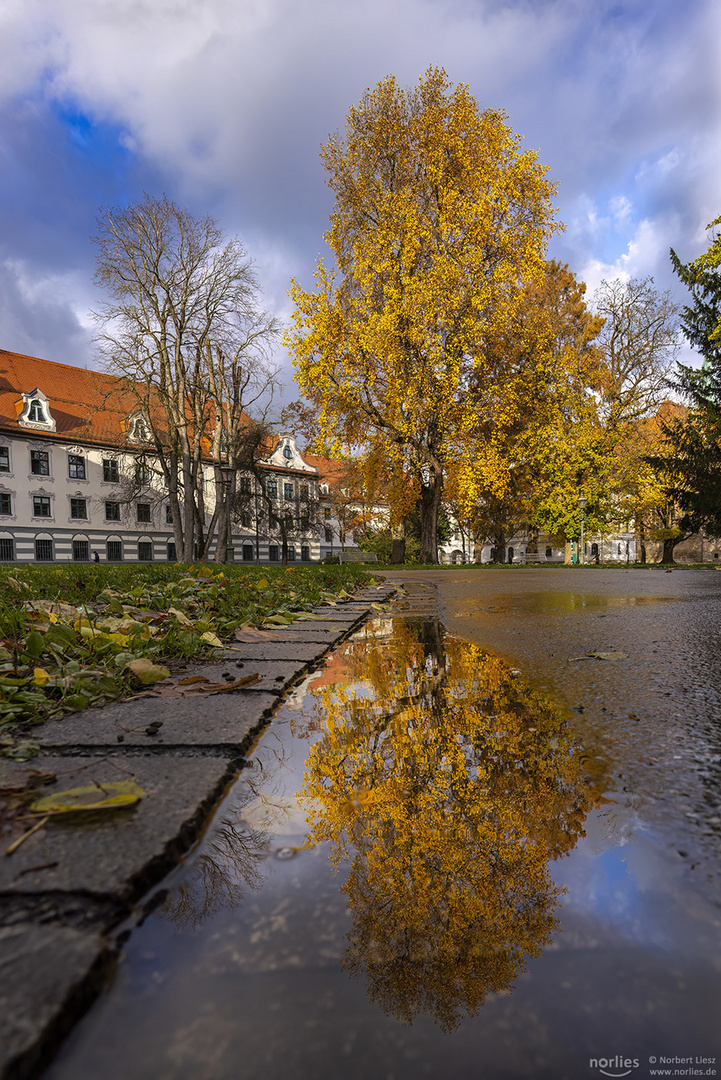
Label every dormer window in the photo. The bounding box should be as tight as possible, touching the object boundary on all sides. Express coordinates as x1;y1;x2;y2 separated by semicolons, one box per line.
128;414;151;443
283;444;293;460
18;389;56;431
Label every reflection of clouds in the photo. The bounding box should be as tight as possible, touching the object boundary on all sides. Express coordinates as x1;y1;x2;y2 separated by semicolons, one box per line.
161;792;269;932
302;624;605;1031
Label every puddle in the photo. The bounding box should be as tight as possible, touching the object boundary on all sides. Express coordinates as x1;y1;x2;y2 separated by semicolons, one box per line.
46;618;721;1080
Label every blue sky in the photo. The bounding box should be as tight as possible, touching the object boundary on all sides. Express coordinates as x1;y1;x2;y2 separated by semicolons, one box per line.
0;0;718;402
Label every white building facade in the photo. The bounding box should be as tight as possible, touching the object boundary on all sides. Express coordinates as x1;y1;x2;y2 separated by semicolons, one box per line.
0;350;321;564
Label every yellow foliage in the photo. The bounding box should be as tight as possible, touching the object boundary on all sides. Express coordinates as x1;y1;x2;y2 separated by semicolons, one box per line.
287;68;561;551
301;625;603;1030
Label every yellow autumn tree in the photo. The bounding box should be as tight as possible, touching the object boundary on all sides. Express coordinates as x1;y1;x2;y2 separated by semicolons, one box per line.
301;626;603;1031
287;67;560;562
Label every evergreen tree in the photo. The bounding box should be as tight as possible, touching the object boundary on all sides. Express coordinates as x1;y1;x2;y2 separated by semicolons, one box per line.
649;226;721;556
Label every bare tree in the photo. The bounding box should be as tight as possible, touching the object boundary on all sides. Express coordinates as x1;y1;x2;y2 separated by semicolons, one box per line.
93;194;277;562
594;277;680;428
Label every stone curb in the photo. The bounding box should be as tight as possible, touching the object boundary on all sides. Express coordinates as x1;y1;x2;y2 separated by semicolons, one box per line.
0;582;395;1080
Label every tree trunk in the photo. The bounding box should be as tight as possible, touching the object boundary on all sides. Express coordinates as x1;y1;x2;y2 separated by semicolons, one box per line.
492;531;506;564
662;537;676;564
419;467;443;564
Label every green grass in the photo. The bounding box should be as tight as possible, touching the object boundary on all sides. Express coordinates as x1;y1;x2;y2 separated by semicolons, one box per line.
0;563;369;741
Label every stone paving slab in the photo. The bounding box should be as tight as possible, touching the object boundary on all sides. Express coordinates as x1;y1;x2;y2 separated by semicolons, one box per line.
0;922;112;1080
221;641;339;662
0;754;236;900
34;691;278;750
158;659;310;695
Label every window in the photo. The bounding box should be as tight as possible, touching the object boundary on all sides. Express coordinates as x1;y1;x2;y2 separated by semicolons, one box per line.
268;544;279;562
0;494;11;515
165;505;173;524
324;507;331;520
300;516;309;532
300;484;309;501
320;483;329;494
107;541;123;562
324;527;333;543
0;538;14;561
70;498;87;520
138;541;153;561
103;458;119;483
287;545;296;561
240;476;251;495
72;540;89;562
167;542;177;562
242;544;254;561
135;459;151;485
301;545;310;562
33;496;51;518
68;454;86;479
28;399;47;423
545;547;552;558
106;501;121;521
129;415;151;441
266;478;277;498
283;444;292;460
283;482;293;500
35;538;53;561
137;503;151;523
0;447;9;472
31;450;49;476
241;510;252;528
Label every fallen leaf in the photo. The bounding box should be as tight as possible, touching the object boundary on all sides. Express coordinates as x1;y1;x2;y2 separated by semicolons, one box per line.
200;631;224;648
30;780;145;815
177;675;209;685
125;658;171;684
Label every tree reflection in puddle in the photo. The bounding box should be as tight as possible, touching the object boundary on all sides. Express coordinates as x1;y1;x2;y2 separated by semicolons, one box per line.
300;619;604;1031
161;790;270;931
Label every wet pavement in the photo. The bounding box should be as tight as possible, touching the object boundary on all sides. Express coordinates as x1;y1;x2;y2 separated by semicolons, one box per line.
43;570;721;1080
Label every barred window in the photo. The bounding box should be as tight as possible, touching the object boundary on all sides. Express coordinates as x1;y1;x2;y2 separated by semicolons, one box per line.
107;541;123;562
287;545;296;561
70;498;87;519
268;545;279;561
68;454;86;479
242;544;254;561
138;541;153;561
167;542;177;562
301;545;310;562
35;538;53;561
0;538;14;560
72;540;89;561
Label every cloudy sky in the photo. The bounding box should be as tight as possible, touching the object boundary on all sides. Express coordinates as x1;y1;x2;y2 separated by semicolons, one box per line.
1;0;719;403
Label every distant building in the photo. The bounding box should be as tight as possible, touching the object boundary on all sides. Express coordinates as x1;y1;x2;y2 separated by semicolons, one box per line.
0;349;321;564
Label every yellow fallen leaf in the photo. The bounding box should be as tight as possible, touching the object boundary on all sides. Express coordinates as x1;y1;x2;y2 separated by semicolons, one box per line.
168;607;193;627
200;631;224;648
30;781;145;815
33;667;51;686
125;658;171;684
256;576;269;590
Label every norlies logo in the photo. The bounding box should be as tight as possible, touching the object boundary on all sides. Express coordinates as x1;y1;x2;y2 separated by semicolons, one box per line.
589;1056;640;1078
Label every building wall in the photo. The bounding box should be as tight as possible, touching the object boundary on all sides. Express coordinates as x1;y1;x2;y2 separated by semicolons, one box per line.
0;430;321;564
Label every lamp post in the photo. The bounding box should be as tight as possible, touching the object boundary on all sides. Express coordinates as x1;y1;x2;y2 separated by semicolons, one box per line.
577;493;587;566
218;465;235;563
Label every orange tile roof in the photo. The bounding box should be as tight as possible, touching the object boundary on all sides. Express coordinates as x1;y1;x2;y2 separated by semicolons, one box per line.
0;348;138;446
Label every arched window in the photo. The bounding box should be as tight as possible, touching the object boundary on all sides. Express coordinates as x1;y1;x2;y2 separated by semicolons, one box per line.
283;444;293;460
